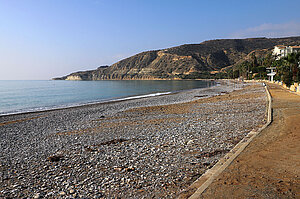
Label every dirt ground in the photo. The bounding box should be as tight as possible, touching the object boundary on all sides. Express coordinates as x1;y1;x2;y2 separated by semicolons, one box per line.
197;83;300;199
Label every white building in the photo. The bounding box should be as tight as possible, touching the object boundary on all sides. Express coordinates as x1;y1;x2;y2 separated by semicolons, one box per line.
273;45;300;59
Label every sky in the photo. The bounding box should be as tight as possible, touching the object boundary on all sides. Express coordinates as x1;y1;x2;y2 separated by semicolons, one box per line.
1;0;300;80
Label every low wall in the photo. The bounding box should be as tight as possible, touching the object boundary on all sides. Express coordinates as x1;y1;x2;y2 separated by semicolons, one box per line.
243;79;300;93
264;80;300;93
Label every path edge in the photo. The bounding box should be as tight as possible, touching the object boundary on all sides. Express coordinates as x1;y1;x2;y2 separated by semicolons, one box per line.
178;84;272;199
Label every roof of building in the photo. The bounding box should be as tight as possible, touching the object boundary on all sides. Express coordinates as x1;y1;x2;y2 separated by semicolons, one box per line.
275;45;286;49
291;46;300;48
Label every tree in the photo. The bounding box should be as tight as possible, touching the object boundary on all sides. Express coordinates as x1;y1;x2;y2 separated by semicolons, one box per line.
263;53;274;69
282;69;293;86
284;52;300;82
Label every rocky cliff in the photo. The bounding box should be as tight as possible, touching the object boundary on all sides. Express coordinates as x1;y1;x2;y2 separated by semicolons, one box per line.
53;36;300;80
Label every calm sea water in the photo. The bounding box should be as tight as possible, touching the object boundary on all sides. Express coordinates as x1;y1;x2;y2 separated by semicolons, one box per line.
0;80;215;115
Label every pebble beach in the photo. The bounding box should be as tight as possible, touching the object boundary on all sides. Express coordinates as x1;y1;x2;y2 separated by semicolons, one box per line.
0;81;267;198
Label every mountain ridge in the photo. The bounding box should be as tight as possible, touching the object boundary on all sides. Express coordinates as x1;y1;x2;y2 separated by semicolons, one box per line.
53;36;300;80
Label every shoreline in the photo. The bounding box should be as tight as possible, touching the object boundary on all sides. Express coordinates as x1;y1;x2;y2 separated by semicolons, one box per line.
0;80;226;119
0;91;173;118
0;79;217;117
0;80;266;198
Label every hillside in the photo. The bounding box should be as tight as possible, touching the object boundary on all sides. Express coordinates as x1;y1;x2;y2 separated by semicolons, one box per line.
53;36;300;80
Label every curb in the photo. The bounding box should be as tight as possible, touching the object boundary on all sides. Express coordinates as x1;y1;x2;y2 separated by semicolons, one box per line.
178;84;272;199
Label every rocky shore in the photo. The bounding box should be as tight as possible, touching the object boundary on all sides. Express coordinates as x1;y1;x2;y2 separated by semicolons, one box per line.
0;81;267;198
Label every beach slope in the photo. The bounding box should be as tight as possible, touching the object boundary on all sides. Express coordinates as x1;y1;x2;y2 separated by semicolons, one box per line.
0;82;267;198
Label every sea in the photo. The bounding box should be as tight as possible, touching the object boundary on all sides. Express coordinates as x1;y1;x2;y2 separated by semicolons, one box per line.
0;80;215;116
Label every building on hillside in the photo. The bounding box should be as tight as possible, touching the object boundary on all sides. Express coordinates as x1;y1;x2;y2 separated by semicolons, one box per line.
273;45;300;59
273;45;287;58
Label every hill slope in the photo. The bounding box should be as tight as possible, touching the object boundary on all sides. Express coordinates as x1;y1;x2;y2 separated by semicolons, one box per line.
53;36;300;80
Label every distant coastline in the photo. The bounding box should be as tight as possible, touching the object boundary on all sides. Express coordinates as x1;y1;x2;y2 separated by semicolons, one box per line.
53;36;300;81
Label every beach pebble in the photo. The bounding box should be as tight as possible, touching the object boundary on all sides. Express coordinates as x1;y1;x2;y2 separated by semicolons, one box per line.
59;191;66;196
33;193;40;199
187;140;194;145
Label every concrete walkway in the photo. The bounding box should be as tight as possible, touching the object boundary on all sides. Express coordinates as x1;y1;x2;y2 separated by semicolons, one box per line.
191;83;300;198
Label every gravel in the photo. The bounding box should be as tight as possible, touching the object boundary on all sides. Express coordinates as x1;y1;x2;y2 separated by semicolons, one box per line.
0;80;267;198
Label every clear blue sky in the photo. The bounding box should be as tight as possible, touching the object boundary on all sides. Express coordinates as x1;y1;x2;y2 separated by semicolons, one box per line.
1;0;300;80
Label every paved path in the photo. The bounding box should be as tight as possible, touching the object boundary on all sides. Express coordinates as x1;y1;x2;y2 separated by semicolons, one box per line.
194;83;300;198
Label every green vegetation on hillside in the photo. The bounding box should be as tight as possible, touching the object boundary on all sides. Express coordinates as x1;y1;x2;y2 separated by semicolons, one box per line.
226;51;300;86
